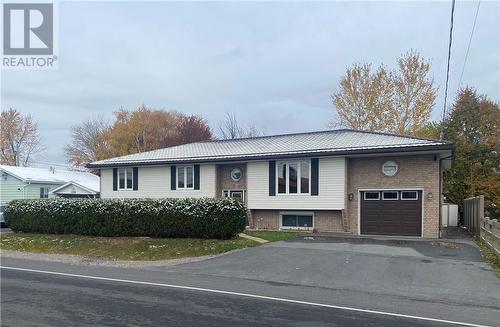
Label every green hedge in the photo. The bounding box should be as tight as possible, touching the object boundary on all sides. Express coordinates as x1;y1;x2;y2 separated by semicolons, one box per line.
4;198;246;239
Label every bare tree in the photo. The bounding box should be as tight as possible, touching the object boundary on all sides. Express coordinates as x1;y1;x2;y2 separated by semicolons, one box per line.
64;116;110;168
331;50;437;135
218;112;262;139
0;109;43;166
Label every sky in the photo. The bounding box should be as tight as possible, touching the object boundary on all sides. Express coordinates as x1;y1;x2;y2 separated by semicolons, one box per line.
1;1;499;168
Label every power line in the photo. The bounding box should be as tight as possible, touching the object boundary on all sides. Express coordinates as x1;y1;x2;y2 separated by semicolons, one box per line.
459;0;481;88
441;0;456;138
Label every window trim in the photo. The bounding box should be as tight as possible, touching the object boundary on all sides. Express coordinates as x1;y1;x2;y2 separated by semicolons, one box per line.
222;189;245;203
177;165;195;190
363;192;380;201
382;191;399;200
276;159;311;195
279;211;314;230
118;168;134;190
401;191;419;201
40;187;50;198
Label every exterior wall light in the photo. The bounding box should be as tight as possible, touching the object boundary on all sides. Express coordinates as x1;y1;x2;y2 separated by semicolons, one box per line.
348;193;354;201
427;192;433;200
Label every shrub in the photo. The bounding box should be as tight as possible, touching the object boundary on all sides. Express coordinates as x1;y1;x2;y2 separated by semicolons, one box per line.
4;198;246;239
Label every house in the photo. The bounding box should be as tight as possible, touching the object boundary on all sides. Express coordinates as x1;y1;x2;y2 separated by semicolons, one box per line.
86;129;454;238
0;165;100;208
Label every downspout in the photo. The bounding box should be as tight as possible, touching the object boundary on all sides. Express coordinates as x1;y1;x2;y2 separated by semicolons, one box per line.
439;150;455;238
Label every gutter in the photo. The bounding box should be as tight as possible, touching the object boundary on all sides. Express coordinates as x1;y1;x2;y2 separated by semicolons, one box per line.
438;146;455;238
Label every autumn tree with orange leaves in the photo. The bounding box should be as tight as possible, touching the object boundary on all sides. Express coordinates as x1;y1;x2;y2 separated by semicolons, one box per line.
331;50;436;136
65;106;213;167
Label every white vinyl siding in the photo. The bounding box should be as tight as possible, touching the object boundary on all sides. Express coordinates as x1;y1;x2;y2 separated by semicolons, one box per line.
247;157;346;210
0;177;61;206
100;164;216;198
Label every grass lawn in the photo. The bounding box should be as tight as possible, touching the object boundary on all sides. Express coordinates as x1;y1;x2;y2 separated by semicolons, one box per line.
244;230;309;242
0;233;259;261
475;238;500;278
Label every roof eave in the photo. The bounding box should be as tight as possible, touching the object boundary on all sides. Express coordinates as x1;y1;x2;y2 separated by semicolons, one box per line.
86;143;455;169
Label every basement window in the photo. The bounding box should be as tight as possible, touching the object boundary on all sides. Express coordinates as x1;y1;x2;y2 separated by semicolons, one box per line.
280;212;314;230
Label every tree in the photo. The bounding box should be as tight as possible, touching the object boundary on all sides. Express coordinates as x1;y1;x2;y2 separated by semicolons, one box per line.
218;112;262;139
66;106;214;165
442;87;500;217
177;115;213;144
64;116;110;168
331;50;437;135
0;109;43;166
331;63;392;131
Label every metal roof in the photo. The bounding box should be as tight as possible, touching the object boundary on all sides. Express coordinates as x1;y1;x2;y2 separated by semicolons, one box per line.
0;165;100;192
87;129;454;168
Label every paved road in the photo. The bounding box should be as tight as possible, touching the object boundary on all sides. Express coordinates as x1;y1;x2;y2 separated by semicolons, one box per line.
0;267;473;327
1;236;499;326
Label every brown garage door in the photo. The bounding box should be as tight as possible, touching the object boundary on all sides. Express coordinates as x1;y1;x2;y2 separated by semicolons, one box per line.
361;190;422;236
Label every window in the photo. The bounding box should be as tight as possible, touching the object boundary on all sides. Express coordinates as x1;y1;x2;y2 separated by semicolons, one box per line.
40;187;50;198
276;160;310;194
364;192;380;200
281;212;314;230
382;161;399;176
118;168;134;190
401;191;418;200
177;166;194;189
382;191;398;200
222;190;245;203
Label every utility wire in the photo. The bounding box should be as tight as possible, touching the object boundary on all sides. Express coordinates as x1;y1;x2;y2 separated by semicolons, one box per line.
459;0;481;88
441;0;456;139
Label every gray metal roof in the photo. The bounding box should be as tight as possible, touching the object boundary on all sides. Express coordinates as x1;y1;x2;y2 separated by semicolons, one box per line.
87;129;453;168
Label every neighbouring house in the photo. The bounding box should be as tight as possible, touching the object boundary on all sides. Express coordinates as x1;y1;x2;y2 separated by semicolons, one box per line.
87;129;454;238
0;165;100;208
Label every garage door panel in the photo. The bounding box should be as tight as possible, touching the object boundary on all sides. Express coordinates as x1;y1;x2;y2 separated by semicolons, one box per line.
360;190;422;237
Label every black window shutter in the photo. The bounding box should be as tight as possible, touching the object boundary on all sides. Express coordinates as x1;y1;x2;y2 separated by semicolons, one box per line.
133;167;138;191
170;166;176;190
269;160;276;196
112;168;118;191
194;165;200;190
311;158;319;196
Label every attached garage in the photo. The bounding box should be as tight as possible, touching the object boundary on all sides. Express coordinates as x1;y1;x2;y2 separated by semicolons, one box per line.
360;190;422;237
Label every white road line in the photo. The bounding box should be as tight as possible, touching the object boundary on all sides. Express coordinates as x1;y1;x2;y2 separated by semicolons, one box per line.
0;265;491;327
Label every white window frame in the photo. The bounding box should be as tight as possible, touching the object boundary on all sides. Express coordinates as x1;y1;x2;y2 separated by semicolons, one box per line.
363;191;380;201
401;191;419;201
118;168;134;190
177;165;194;190
222;189;245;203
276;160;311;195
279;211;314;230
382;191;399;200
40;187;50;198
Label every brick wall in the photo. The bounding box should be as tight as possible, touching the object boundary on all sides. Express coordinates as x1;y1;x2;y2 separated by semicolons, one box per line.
216;164;247;197
346;155;441;238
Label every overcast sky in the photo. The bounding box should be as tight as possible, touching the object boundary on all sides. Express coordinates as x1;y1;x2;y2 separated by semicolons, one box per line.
1;1;499;168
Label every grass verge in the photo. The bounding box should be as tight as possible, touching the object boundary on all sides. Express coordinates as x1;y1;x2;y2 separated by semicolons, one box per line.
475;238;500;278
0;233;259;261
244;230;308;242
